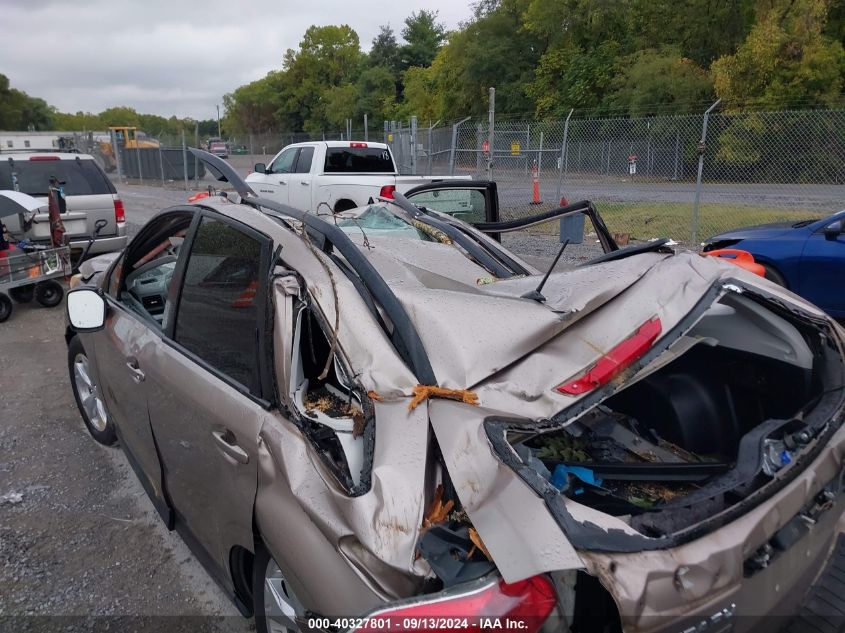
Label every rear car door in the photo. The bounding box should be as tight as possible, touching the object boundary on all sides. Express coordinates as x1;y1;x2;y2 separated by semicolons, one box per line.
404;181;500;224
249;147;298;203
147;211;274;577
798;216;845;316
288;146;314;211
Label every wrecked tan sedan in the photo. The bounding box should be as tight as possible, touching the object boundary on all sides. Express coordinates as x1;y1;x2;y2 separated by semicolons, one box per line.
65;150;845;633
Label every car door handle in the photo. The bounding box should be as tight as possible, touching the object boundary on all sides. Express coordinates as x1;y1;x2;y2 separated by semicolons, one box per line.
212;429;249;465
300;181;308;185
278;180;287;185
125;358;145;383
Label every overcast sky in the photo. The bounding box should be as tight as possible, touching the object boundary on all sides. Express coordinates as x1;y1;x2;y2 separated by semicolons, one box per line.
2;0;473;120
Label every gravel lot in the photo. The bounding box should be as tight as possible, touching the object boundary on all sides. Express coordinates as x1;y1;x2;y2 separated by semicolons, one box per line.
0;183;256;630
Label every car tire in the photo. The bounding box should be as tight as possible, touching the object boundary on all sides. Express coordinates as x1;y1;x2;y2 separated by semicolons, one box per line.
35;280;64;307
253;542;304;633
0;293;12;322
68;336;117;446
762;264;787;287
9;285;34;303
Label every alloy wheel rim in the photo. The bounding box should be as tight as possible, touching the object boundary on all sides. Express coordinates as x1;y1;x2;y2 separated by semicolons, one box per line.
264;559;303;633
73;353;108;432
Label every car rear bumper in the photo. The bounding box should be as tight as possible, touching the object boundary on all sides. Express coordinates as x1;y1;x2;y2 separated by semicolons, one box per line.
68;233;127;255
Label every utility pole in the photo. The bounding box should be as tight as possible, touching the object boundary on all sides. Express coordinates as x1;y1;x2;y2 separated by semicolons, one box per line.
486;87;495;181
216;105;221;138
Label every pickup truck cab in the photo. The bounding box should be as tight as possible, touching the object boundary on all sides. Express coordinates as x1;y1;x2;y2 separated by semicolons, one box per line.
246;141;467;213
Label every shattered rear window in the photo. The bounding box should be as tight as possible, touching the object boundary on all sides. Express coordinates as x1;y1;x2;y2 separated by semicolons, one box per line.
336;205;436;241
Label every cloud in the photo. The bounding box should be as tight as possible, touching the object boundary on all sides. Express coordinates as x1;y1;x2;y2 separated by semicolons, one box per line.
1;0;471;119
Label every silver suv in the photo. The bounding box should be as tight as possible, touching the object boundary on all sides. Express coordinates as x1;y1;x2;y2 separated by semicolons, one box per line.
0;152;127;255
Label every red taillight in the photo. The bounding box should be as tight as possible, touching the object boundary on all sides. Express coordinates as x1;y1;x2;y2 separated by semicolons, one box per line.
556;317;662;395
350;142;368;148
379;185;396;199
29;155;60;161
114;198;125;224
355;575;557;633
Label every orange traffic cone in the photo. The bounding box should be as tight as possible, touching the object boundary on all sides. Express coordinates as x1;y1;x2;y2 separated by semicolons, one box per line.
530;161;542;205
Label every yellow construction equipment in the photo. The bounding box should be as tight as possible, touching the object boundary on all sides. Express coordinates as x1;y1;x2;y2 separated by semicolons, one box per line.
95;127;160;173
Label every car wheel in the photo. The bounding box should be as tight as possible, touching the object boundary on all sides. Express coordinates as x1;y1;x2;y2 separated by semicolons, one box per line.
9;285;34;303
254;543;305;633
68;336;117;446
762;264;787;287
0;293;12;322
35;280;64;307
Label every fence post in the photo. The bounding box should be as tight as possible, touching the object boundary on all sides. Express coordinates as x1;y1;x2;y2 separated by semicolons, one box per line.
135;142;143;184
448;117;470;177
364;114;368;142
383;121;388;144
194;121;199;186
411;116;418;175
555;109;574;201
427;124;433;176
110;129;124;184
673;131;680;180
158;145;165;186
486;87;495;181
691;99;721;244
181;129;188;191
538;131;543;179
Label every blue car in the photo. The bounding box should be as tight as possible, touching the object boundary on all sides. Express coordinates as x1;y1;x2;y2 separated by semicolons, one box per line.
703;210;845;317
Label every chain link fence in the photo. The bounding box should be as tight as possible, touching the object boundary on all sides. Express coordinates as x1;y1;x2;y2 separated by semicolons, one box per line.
385;104;845;248
49;103;845;249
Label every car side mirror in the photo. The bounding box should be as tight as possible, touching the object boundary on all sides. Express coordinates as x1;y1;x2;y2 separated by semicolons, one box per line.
824;220;843;240
67;287;107;332
253;162;267;174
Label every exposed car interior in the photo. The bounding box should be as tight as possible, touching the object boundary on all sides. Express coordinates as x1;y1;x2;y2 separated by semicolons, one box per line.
507;291;834;539
289;305;366;490
119;212;192;325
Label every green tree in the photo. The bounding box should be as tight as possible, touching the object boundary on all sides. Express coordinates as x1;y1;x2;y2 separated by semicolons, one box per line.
400;10;446;70
98;106;141;127
0;74;53;130
369;25;402;73
528;41;621;116
711;0;845;108
413;0;541;119
397;66;439;120
603;47;714;116
626;0;755;67
281;25;365;132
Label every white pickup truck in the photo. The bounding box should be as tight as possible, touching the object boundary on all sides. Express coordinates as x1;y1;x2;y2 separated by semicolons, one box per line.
245;141;468;213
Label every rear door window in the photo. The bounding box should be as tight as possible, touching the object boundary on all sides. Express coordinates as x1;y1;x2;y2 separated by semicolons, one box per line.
0;159;115;196
324;147;393;173
174;216;267;394
294;147;314;173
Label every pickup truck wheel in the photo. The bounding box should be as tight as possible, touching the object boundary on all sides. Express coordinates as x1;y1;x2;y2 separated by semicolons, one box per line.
254;542;304;633
69;336;117;446
35;280;64;307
